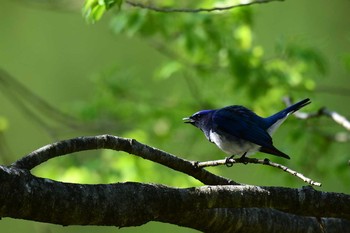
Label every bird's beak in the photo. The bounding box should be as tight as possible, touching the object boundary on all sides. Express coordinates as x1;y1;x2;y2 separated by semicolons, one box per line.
182;117;194;124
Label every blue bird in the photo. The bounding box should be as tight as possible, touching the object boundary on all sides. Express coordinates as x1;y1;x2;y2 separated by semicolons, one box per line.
183;98;311;159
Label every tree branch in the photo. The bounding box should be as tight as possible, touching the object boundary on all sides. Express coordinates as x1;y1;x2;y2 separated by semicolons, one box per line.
0;166;349;232
283;96;350;131
197;157;322;187
11;135;321;187
173;208;350;233
11;134;238;185
125;0;284;13
3;135;350;231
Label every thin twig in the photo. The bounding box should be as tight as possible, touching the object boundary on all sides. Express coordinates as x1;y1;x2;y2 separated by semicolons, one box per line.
322;108;350;131
126;0;284;13
283;96;350;131
197;157;322;187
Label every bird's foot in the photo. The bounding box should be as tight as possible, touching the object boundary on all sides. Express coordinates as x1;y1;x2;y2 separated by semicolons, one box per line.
263;158;270;164
192;161;200;168
225;155;235;167
237;152;249;165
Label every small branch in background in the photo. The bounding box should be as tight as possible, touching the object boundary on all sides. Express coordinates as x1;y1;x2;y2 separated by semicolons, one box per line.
321;108;350;131
283;96;350;131
196;157;321;187
0;68;128;138
323;131;350;143
126;0;284;13
284;96;350;163
0;68;88;139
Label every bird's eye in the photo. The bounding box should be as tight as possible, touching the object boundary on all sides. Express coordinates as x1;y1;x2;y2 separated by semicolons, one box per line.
193;114;201;120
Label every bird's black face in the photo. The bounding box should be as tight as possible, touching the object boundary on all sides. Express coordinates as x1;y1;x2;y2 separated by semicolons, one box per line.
182;114;200;126
183;110;213;128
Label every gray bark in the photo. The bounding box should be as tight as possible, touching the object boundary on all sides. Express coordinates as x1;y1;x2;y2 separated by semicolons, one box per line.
1;135;349;232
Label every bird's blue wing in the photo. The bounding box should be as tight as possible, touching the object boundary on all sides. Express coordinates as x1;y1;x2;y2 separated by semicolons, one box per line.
212;106;274;149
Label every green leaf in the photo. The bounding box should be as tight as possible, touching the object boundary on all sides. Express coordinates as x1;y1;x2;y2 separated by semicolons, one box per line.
91;4;106;21
155;62;182;80
83;0;123;23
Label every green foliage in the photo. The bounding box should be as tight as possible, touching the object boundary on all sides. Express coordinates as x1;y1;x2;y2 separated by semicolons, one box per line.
0;116;8;132
83;0;326;109
38;0;347;189
83;0;122;22
107;7;324;107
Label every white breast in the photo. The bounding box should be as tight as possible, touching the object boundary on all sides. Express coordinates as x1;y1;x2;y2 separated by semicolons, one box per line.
209;130;260;156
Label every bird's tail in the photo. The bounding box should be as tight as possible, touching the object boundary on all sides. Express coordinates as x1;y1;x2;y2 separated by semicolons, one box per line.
264;98;311;134
260;146;291;159
280;98;311;116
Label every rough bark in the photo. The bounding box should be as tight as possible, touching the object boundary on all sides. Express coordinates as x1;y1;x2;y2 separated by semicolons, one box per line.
12;135;237;185
0;165;349;232
1;135;349;232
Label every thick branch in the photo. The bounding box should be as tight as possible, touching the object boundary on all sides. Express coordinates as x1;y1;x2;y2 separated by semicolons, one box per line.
126;0;284;13
170;208;350;233
3;135;350;231
11;135;238;185
0;166;349;232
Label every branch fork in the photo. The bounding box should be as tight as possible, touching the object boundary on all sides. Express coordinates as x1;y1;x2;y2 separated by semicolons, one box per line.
11;134;321;186
3;134;349;232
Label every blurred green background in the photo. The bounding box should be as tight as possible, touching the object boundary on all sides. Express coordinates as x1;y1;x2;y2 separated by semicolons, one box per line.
1;0;350;232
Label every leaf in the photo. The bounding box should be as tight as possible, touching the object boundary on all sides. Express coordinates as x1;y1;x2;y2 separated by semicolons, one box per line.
155;62;182;80
83;0;123;23
91;4;107;22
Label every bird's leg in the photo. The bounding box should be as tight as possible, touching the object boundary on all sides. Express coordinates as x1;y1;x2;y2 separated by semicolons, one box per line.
225;152;249;167
238;152;249;164
263;158;270;164
240;152;247;159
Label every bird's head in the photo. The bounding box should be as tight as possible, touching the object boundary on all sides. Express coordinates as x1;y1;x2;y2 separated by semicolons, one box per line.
183;110;214;129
